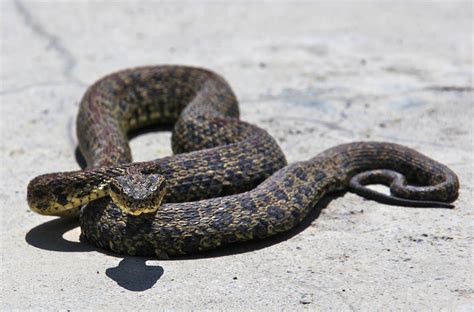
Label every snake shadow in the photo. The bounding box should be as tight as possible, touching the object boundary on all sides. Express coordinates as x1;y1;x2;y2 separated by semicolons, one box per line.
25;192;340;291
25;217;165;292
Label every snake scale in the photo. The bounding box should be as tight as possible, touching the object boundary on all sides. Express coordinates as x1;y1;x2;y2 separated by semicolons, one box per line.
27;66;459;258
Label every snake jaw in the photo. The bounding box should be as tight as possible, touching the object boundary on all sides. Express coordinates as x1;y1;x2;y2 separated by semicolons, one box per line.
108;173;167;215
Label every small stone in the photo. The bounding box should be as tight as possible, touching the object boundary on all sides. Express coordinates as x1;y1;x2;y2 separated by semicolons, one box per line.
299;293;312;305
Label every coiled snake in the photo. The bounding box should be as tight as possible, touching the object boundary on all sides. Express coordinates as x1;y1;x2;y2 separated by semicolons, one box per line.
27;66;459;258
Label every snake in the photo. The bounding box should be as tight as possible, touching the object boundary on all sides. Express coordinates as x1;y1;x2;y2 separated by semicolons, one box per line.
27;65;460;258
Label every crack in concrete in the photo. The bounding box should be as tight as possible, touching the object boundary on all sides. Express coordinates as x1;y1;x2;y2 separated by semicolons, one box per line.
12;0;87;89
425;86;474;93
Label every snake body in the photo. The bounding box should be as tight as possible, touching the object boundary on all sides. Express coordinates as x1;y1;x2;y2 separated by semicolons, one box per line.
27;66;459;258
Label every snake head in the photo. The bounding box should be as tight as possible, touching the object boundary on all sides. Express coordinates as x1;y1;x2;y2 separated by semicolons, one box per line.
108;171;167;215
27;172;80;217
27;175;60;214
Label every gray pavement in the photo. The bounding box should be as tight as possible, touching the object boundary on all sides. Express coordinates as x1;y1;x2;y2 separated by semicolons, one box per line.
1;1;472;310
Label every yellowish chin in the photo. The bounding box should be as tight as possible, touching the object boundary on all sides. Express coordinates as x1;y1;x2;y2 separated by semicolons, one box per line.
124;207;159;216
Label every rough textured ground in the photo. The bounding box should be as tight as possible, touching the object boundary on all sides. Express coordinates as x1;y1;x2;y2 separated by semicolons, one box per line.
1;1;472;310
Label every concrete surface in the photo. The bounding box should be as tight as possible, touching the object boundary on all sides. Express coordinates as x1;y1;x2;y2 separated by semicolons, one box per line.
1;0;473;310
